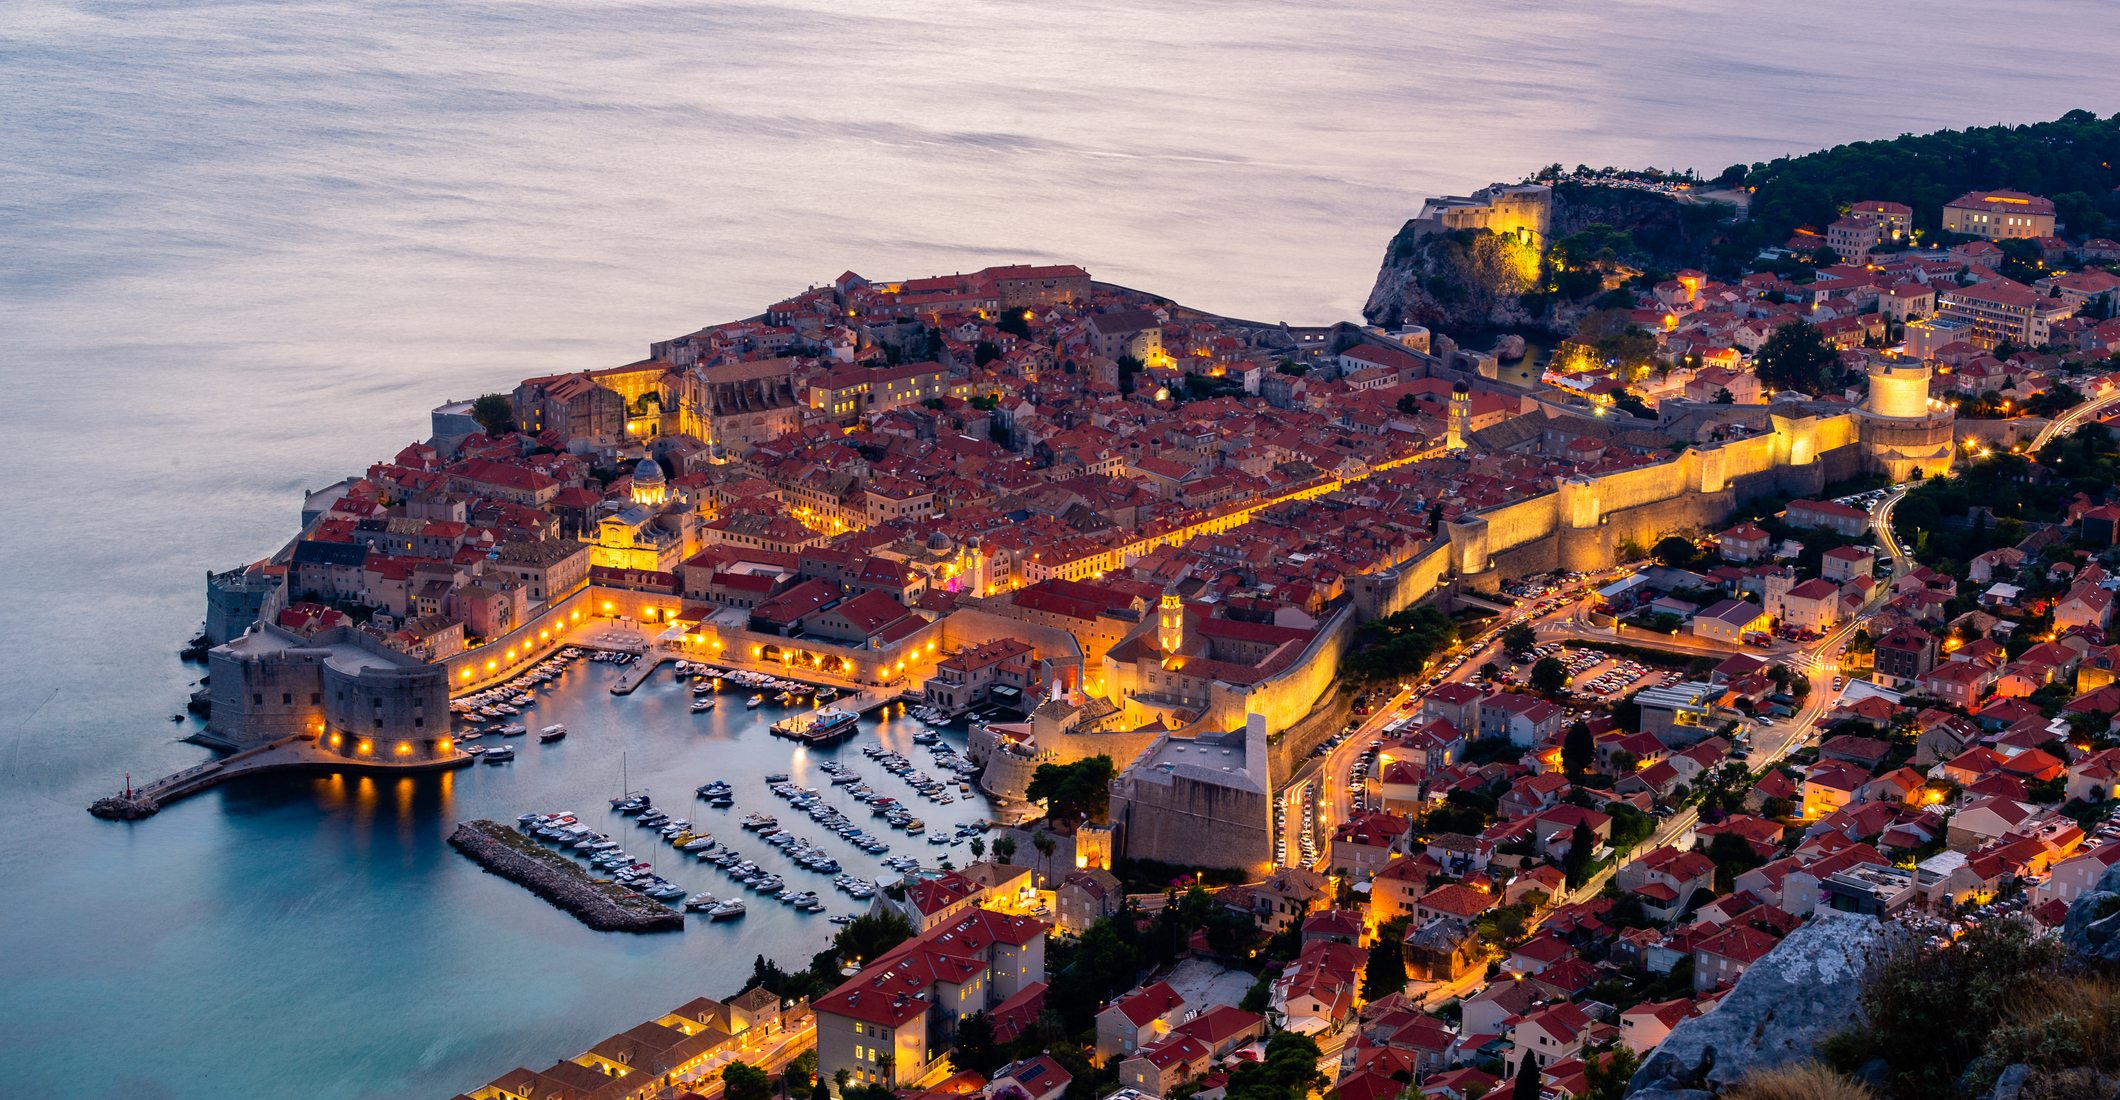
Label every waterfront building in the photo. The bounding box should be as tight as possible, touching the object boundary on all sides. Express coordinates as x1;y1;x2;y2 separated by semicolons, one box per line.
203;622;451;759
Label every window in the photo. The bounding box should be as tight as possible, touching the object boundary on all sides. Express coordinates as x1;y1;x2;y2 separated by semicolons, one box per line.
282;692;293;705
253;693;263;705
310;693;321;705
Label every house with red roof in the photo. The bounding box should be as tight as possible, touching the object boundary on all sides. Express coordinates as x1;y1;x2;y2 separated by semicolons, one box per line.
1505;1001;1594;1074
1094;981;1187;1064
1620;998;1698;1054
1331;812;1410;879
813;907;1047;1091
1693;924;1782;992
1272;941;1367;1034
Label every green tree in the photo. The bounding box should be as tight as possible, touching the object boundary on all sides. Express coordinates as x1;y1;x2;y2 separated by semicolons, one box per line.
1584;1045;1641;1100
723;1062;772;1100
1345;606;1461;684
1511;1056;1542;1100
1503;623;1538;653
1024;757;1117;824
1530;657;1569;695
1713;386;1735;404
1754;321;1841;396
993;835;1017;864
1562;720;1596;779
1361;918;1409;1001
1652;535;1699;569
471;392;515;437
950;1010;1003;1076
1563;819;1597;889
1031;831;1057;881
969;837;986;861
1225;1031;1326;1100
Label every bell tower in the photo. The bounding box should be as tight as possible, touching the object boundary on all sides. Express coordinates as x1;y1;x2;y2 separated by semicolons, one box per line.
1157;592;1185;654
1447;380;1472;452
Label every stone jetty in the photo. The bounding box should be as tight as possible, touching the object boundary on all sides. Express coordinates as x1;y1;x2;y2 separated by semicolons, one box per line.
448;819;683;933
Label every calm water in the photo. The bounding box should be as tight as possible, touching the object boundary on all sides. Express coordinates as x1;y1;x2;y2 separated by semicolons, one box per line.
3;0;2117;1095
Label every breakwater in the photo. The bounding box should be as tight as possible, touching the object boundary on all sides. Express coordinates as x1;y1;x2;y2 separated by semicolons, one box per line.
448;819;684;933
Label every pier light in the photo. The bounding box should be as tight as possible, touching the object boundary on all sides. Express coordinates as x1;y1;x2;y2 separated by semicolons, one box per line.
506;648;516;660
460;668;473;681
357;740;373;755
539;629;549;639
603;601;615;612
395;742;413;756
570;610;581;622
437;738;451;753
486;660;498;671
329;733;342;748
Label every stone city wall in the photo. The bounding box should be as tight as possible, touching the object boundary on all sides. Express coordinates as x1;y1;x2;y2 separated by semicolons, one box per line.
1110;768;1273;876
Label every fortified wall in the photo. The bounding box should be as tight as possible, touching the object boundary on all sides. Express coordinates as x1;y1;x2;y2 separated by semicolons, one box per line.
1355;388;1948;614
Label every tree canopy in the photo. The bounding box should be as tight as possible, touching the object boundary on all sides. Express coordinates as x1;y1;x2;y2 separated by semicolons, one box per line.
470;393;514;437
1530;656;1569;695
1024;756;1116;825
1345;606;1460;683
1753;321;1842;397
1737;110;2120;246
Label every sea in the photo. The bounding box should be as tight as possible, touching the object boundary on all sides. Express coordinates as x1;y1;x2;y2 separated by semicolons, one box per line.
2;0;2115;1095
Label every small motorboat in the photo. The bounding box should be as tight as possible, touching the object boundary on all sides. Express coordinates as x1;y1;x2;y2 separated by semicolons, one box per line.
539;725;567;743
746;694;764;709
684;893;718;912
708;899;747;920
692;700;714;713
482;745;515;763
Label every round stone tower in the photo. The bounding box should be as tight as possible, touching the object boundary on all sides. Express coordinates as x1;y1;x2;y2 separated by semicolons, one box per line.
1859;360;1954;481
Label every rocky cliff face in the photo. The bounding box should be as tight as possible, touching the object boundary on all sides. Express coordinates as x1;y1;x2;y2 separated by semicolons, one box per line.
1627;911;1900;1098
1361;182;1733;331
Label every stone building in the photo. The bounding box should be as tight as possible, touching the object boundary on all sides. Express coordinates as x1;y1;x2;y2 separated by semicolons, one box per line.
204;623;451;760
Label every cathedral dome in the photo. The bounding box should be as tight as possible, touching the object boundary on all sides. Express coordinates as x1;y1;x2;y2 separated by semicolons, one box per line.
633;457;665;484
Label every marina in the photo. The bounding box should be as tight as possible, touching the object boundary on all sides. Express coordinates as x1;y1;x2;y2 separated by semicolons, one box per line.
410;646;1002;932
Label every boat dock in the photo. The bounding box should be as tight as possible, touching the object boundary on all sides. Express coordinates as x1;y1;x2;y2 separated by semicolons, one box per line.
88;735;474;820
768;687;896;745
606;653;669;695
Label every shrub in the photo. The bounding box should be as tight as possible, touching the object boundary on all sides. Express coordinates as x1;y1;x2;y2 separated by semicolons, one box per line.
1723;1062;1873;1100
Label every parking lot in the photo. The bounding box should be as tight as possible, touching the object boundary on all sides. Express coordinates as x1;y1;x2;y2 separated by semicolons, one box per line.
1509;642;1680;703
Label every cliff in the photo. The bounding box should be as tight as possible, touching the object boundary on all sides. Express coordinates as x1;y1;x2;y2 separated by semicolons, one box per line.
1361;182;1734;330
1627;911;1899;1097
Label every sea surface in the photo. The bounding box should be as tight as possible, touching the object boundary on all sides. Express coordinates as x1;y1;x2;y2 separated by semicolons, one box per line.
2;0;2116;1095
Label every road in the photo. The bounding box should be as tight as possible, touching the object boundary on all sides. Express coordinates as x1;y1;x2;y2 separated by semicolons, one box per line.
2029;390;2120;453
1310;567;1639;864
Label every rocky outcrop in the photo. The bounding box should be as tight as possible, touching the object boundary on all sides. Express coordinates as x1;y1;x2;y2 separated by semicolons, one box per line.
2063;861;2120;962
1629;911;1899;1095
1362;180;1734;331
450;819;682;933
1361;228;1544;332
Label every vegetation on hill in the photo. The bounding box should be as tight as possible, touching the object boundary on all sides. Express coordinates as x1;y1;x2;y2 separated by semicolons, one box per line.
1722;109;2120;256
1817;919;2120;1100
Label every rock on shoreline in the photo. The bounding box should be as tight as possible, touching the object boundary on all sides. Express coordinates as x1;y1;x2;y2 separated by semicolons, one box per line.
449;819;683;933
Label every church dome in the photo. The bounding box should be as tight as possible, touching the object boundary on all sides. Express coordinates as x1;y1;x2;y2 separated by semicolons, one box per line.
633;457;665;484
926;531;953;552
